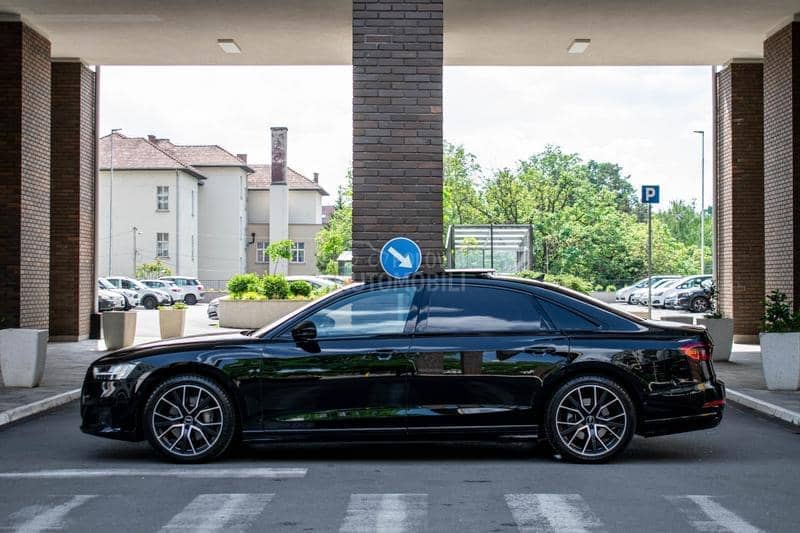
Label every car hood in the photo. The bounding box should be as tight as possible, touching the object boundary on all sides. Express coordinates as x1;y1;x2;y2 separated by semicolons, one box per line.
94;331;257;364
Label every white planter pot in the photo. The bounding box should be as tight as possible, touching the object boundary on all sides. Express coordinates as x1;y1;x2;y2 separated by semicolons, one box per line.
696;317;734;362
0;329;47;387
102;311;137;350
218;298;311;329
760;332;800;391
660;315;695;325
159;309;187;339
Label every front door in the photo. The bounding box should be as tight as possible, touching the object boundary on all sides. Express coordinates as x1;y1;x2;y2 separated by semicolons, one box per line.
258;285;421;435
407;282;570;435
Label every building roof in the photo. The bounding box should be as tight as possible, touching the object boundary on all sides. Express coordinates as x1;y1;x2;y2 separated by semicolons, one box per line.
247;164;328;195
151;139;254;172
98;133;208;180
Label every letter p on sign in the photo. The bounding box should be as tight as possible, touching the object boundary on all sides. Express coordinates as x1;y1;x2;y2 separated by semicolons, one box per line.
641;185;660;204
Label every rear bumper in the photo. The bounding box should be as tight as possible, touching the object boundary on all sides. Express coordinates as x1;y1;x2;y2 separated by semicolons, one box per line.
639;380;725;437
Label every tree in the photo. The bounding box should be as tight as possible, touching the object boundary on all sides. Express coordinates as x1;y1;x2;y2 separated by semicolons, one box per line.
444;142;484;227
267;240;292;274
135;259;172;279
316;170;353;274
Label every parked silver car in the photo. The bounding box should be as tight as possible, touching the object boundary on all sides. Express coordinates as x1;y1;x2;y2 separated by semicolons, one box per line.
650;275;712;307
99;277;138;310
159;276;205;305
616;275;680;304
105;276;172;309
141;279;186;303
97;288;124;312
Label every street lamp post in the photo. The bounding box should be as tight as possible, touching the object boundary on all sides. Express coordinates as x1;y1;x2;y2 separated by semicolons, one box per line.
693;130;705;275
109;128;122;276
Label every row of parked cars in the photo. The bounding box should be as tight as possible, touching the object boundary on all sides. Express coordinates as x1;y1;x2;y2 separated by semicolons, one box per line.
614;274;713;312
97;276;206;311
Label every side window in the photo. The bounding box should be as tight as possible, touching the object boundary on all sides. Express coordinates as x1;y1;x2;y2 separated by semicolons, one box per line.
121;280;133;289
537;299;599;331
306;287;416;339
425;286;545;334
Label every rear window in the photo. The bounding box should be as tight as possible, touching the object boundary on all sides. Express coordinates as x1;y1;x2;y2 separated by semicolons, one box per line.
537;299;599;331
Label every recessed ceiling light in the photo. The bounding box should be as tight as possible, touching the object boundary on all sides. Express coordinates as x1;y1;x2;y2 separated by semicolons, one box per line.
217;39;241;54
568;38;591;54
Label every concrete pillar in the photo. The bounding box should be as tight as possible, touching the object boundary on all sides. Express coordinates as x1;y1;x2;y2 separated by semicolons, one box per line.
714;60;764;338
0;18;51;330
50;60;96;340
764;19;800;306
352;0;444;280
269;127;289;275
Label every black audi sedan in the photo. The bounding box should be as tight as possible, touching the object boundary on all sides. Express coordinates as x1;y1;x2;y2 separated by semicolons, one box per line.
81;272;725;463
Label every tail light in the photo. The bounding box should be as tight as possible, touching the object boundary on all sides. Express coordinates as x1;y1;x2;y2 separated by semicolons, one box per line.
172;288;180;292
680;341;711;361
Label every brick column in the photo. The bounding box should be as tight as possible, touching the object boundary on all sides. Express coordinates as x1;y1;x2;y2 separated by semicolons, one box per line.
352;0;443;280
714;61;765;337
764;20;800;306
0;19;51;330
50;61;96;340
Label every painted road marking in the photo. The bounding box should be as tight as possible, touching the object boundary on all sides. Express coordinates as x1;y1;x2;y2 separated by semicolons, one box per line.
667;495;763;533
0;468;307;479
505;493;605;532
340;493;428;533
159;493;273;532
10;495;96;533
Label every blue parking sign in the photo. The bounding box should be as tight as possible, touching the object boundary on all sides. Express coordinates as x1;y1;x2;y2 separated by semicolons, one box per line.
641;185;660;204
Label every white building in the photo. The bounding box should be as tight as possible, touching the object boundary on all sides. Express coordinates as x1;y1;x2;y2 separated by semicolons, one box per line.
98;130;327;284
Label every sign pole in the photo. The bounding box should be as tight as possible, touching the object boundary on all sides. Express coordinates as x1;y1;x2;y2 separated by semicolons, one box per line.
648;202;653;320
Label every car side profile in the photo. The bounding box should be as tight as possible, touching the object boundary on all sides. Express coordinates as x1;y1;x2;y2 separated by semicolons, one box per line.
81;273;725;464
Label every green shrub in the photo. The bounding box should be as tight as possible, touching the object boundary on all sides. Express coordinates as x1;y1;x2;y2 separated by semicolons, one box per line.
261;274;290;300
227;273;261;298
515;270;544;280
605;284;617;292
240;291;266;301
311;284;337;299
594;284;605;292
543;273;594;294
761;290;800;333
288;280;313;298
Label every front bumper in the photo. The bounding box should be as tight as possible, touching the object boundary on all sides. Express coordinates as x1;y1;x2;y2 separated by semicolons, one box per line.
80;370;142;442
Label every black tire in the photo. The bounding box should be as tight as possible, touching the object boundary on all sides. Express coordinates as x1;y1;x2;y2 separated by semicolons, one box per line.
143;374;236;463
142;295;157;309
690;296;710;313
184;294;197;305
544;375;636;463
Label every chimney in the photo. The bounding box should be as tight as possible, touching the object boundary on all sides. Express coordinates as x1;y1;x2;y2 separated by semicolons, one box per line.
270;127;288;184
147;134;156;142
313;172;319;183
237;153;247;163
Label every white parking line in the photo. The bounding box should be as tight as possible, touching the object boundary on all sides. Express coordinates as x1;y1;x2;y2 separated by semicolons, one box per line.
667;495;763;533
159;493;273;532
0;468;307;479
505;493;605;532
10;495;96;533
340;493;428;533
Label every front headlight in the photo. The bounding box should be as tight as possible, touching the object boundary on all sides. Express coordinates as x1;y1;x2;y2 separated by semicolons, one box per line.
92;362;138;380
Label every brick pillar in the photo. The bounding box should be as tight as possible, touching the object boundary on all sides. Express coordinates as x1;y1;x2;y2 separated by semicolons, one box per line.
764;20;800;306
352;0;443;280
0;20;51;329
50;61;96;340
715;61;765;337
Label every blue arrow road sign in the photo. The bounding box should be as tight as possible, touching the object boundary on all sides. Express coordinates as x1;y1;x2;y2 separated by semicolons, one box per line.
641;185;660;204
380;237;422;279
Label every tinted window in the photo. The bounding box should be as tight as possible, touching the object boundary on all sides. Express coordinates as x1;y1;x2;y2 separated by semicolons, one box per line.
307;287;416;338
425;286;544;334
538;299;599;331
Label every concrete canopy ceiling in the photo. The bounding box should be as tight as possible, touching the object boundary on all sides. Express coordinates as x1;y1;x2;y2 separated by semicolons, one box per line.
2;0;798;66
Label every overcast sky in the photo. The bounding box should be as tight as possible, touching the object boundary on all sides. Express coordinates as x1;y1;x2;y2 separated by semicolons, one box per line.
100;65;712;210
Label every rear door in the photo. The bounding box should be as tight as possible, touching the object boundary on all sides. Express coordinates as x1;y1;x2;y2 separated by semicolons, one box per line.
406;280;570;434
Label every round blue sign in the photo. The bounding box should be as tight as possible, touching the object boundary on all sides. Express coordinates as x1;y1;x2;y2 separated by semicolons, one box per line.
380;237;422;279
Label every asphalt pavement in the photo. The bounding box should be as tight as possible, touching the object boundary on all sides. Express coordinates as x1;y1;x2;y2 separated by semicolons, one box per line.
0;402;797;532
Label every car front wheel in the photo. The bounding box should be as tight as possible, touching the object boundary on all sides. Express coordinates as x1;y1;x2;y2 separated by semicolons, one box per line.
544;376;636;463
690;296;710;313
143;375;236;463
142;296;157;309
184;294;197;305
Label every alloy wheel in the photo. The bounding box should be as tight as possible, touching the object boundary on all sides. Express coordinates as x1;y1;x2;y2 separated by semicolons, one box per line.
691;297;710;313
554;384;628;459
151;384;224;458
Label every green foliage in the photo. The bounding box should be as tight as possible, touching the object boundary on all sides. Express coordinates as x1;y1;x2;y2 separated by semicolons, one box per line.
605;284;617;292
261;274;290;300
761;290;800;333
316;171;353;274
227;273;261;298
240;291;266;301
172;302;188;310
543;273;594;294
135;259;172;280
289;280;313;297
705;280;723;319
515;270;544;280
310;284;337;298
267;240;293;274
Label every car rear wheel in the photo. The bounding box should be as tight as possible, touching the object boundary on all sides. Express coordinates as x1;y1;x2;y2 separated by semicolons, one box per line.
142;295;157;309
143;375;236;463
545;376;635;463
690;296;710;313
184;294;197;305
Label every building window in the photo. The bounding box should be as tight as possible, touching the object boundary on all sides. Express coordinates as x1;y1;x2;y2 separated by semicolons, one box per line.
156;232;170;258
255;241;269;264
157;186;169;211
291;242;305;264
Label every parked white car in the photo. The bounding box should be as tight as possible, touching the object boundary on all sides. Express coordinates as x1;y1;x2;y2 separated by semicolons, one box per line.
106;276;172;309
160;276;205;305
140;279;186;303
629;277;681;305
656;275;712;307
616;276;680;304
286;275;338;290
99;277;138;310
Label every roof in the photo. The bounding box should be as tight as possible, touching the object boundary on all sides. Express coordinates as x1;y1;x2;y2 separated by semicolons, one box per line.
98;133;208;180
247;164;328;195
151;139;253;172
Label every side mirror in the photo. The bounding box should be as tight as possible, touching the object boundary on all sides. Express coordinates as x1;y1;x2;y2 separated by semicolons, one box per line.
292;320;317;342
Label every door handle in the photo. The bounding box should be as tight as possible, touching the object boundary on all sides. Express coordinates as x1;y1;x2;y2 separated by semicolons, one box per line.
524;345;557;355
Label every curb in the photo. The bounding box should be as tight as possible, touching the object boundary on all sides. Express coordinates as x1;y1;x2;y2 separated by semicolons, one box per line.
0;389;80;428
726;388;800;426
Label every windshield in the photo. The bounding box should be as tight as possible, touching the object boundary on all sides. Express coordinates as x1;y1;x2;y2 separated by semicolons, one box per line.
98;278;114;289
132;280;148;290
